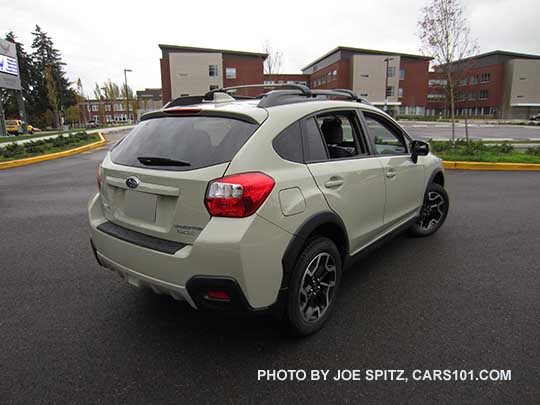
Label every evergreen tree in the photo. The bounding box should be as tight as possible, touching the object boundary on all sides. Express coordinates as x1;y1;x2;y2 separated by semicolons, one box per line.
30;25;76;128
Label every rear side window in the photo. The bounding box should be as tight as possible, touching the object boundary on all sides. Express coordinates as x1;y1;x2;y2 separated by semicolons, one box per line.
111;116;258;171
301;117;328;162
272;121;303;163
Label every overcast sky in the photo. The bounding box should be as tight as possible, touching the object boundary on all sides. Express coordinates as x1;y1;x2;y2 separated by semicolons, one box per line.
2;0;539;96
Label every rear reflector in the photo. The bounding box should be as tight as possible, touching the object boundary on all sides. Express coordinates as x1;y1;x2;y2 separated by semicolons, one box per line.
205;172;275;218
206;291;231;301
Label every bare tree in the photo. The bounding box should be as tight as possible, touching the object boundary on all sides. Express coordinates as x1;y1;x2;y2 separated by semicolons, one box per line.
263;40;283;77
418;0;478;142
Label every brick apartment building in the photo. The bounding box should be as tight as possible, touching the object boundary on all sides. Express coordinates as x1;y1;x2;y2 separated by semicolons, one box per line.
78;98;134;124
300;46;431;116
159;44;267;103
426;51;540;119
158;44;540;119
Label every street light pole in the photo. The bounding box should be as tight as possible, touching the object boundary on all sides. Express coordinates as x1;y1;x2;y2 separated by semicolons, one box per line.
383;57;394;112
124;69;132;124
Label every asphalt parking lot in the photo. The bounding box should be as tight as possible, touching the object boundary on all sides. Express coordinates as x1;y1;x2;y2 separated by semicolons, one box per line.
1;141;539;403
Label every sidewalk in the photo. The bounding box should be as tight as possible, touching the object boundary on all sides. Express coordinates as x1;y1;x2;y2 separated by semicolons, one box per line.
0;126;134;148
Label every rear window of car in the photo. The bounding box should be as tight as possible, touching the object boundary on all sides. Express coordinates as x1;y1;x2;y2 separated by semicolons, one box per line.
111;116;258;171
6;120;17;126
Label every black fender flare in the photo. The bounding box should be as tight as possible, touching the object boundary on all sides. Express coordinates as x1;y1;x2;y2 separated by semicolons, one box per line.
280;211;349;290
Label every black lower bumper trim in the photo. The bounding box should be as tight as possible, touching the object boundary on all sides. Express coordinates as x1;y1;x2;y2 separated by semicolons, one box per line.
96;221;187;254
186;276;264;313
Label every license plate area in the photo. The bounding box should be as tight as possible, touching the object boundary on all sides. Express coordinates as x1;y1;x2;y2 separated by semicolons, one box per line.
123;190;157;223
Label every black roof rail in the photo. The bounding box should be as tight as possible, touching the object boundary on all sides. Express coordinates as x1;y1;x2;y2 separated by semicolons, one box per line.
204;83;311;100
164;85;373;110
330;89;373;106
330;88;358;100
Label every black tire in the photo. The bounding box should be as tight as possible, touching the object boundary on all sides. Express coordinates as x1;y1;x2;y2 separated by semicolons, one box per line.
283;237;342;336
408;182;449;237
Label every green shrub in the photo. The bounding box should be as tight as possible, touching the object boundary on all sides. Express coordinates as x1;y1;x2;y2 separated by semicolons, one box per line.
526;146;540;156
490;142;514;154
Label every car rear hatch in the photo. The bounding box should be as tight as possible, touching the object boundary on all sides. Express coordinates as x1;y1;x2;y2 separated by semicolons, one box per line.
99;108;266;245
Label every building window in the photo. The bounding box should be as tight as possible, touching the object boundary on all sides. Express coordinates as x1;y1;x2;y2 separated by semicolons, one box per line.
398;88;404;98
456;92;466;101
427;94;446;101
457;79;467;87
428;79;447;87
468;92;477;100
387;66;396;78
399;69;405;80
114;103;123;111
480;73;491;83
264;80;274;85
209;65;218;77
91;104;98;111
332;70;337;80
225;67;237;79
386;86;394;97
479;90;488;100
469;76;478;85
105;104;112;111
106;115;112;122
209;85;219;90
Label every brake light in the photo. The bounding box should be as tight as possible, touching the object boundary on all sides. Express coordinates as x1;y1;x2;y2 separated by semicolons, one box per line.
163;107;202;115
97;161;103;191
205;172;275;218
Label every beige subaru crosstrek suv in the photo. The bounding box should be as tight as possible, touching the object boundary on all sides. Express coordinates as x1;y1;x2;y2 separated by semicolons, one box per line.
89;85;449;335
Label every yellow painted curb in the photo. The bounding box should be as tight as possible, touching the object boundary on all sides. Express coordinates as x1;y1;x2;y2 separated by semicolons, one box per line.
443;160;540;171
0;132;107;170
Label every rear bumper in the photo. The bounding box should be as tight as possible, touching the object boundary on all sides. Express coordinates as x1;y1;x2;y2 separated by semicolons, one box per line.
88;193;293;310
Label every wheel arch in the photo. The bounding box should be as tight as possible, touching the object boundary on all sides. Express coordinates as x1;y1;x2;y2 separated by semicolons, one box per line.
280;211;348;290
430;170;445;187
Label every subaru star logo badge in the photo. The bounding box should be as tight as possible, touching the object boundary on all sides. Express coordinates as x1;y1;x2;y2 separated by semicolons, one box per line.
125;176;140;189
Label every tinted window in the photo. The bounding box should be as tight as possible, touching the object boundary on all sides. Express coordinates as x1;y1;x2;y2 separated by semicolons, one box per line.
364;114;408;155
315;112;366;159
111;116;258;171
273;121;303;163
301;118;328;162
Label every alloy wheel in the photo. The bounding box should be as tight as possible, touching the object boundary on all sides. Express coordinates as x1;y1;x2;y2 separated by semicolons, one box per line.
418;191;446;230
298;252;337;323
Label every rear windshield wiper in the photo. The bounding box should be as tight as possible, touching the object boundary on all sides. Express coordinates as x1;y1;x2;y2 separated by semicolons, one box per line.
137;156;191;166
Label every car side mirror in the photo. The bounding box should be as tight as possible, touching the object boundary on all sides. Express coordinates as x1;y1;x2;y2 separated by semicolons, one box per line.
411;140;430;163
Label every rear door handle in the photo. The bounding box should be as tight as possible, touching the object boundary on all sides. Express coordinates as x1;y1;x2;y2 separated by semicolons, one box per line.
386;169;397;179
324;177;344;188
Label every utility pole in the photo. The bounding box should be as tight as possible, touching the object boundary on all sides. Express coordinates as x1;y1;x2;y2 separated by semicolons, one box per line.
383;57;394;113
124;69;132;124
0;95;6;137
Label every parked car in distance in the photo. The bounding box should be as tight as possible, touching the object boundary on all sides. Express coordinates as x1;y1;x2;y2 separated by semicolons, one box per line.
529;113;540;121
88;84;450;336
6;119;34;135
86;120;99;128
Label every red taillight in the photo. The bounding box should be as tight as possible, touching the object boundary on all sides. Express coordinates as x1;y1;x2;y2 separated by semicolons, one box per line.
97;161;102;191
205;172;275;218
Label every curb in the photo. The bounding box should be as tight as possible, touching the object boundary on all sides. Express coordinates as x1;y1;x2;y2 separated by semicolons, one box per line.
0;132;107;170
443;160;540;171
